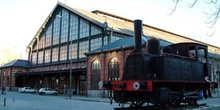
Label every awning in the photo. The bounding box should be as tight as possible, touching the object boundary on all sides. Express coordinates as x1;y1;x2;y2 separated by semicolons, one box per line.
15;68;86;77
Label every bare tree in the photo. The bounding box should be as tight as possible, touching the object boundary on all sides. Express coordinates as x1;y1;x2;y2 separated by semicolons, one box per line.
169;0;220;36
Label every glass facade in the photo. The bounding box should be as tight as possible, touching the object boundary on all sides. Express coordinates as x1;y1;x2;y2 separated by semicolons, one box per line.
30;8;127;65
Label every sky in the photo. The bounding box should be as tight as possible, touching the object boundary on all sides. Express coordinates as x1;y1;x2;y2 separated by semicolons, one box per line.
0;0;220;60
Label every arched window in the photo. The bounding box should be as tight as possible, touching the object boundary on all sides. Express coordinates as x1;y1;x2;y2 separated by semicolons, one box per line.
108;57;119;80
91;60;100;90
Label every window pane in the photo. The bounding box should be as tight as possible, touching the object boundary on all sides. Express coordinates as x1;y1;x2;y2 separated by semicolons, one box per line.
92;60;101;70
198;48;207;63
32;52;37;65
70;13;78;41
79;19;89;38
108;57;119;80
91;60;100;90
110;35;122;43
53;12;61;45
69;43;77;59
38;51;43;64
33;42;37;50
52;47;58;62
91;24;101;36
91;37;102;51
79;40;89;58
44;49;51;63
39;33;45;49
60;45;67;61
60;9;69;43
104;36;108;45
45;24;52;47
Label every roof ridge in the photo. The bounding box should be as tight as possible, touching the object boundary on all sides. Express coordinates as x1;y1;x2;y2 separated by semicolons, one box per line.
91;10;134;23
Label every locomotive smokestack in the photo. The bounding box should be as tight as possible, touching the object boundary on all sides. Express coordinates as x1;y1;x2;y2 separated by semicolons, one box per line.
134;20;142;52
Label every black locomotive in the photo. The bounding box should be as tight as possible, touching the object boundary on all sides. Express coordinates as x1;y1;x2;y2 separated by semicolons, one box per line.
99;20;217;108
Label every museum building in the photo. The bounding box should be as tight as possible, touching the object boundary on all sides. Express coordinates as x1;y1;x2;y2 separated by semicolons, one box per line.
0;2;220;97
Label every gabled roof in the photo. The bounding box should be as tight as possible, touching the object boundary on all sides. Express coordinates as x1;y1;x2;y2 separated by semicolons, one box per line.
0;59;29;69
27;2;220;53
86;36;172;55
27;2;170;49
27;2;134;49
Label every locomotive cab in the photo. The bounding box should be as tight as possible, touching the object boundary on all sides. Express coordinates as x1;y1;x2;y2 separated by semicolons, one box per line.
152;43;211;81
161;43;210;80
163;43;209;62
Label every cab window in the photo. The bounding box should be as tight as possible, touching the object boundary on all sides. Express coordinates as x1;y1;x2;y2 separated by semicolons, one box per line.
188;46;196;59
198;48;207;63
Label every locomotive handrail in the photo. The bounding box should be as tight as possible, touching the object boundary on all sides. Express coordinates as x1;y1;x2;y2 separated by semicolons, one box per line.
163;52;196;60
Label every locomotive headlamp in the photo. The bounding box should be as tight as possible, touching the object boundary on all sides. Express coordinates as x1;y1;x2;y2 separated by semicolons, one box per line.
133;81;147;90
133;82;140;90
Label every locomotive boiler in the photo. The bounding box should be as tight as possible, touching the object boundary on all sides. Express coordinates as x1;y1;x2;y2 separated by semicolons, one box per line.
99;19;217;108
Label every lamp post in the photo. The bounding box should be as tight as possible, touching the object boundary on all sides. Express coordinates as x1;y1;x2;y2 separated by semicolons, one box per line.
56;15;73;98
69;38;73;99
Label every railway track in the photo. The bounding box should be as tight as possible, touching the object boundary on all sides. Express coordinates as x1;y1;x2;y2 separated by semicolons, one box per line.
114;103;207;110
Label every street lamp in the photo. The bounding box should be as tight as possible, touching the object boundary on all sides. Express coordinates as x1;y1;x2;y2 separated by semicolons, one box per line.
56;15;73;98
69;41;73;99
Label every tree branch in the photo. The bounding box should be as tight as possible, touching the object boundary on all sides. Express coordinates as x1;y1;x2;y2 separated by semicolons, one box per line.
207;0;218;4
207;25;216;36
188;0;198;8
169;0;220;36
168;0;181;15
206;2;220;29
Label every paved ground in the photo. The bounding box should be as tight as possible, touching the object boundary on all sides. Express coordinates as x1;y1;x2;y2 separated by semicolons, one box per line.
0;91;118;110
196;94;220;110
0;91;220;110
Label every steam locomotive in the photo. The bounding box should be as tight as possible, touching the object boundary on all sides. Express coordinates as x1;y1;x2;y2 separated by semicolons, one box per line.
99;20;217;108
